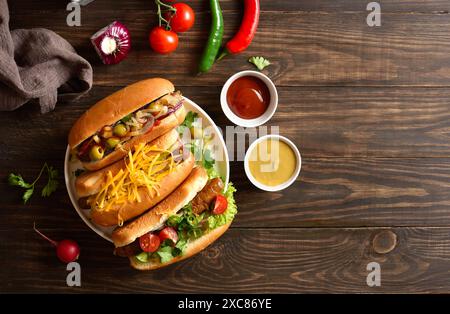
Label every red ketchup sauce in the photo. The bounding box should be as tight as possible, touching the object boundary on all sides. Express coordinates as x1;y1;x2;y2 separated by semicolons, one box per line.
226;76;270;119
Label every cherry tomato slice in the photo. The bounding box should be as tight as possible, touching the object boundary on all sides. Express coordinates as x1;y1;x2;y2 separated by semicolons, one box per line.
159;226;178;246
211;194;228;215
139;232;160;253
164;3;195;33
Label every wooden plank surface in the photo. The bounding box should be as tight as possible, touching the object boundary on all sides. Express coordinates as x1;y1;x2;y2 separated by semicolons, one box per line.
2;88;450;229
2;227;450;293
3;86;450;159
8;2;450;87
2;0;450;293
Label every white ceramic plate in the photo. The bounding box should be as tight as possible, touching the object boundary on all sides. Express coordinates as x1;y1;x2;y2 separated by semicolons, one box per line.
64;97;230;242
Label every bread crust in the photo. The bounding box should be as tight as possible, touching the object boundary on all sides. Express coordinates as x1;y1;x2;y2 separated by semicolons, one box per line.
68;78;175;149
129;222;231;271
90;151;195;227
112;167;208;247
81;105;186;171
75;129;180;198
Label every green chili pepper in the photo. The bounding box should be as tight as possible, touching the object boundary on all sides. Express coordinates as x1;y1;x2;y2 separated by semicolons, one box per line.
198;0;224;73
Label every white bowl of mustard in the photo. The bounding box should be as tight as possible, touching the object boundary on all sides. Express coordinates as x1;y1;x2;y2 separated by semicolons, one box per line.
244;135;301;192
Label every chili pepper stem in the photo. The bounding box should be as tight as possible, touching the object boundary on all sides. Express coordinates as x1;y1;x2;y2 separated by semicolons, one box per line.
33;222;58;247
216;49;228;61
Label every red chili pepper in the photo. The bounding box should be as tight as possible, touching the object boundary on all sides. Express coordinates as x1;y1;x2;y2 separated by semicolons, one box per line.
218;0;259;59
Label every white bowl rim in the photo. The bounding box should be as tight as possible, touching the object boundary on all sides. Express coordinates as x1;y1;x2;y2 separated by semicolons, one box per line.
244;134;301;192
220;70;278;127
64;96;230;242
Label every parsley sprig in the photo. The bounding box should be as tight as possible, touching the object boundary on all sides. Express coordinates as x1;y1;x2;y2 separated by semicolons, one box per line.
8;163;58;204
249;56;271;71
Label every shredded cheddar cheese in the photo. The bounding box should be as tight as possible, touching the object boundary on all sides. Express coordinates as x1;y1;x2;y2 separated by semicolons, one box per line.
93;143;178;217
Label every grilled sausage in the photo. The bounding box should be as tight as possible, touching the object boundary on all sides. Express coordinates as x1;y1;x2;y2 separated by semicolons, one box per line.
191;178;224;214
114;240;141;257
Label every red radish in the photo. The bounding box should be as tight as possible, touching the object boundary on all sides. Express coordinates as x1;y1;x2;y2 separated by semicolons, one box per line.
91;21;131;65
33;223;80;263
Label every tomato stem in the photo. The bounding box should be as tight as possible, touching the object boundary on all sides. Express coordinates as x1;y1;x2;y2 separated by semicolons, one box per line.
155;0;176;30
33;222;58;247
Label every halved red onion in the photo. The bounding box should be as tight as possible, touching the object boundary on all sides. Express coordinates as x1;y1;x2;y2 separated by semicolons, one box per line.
156;101;183;121
91;21;131;65
128;116;155;137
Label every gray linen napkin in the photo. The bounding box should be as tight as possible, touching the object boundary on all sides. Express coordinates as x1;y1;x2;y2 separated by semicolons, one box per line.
0;0;93;113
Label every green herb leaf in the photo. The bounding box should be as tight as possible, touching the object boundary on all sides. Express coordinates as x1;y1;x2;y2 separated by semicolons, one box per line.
22;188;34;204
167;215;183;227
202;149;215;170
121;114;132;123
180;111;198;129
8;163;59;204
173;238;188;256
156;246;174;264
249;56;271;71
8;173;32;189
41;179;58;197
41;166;58;197
187;227;203;239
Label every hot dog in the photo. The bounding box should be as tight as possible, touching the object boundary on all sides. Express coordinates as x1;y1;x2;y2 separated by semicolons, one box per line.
111;167;238;271
68;78;187;171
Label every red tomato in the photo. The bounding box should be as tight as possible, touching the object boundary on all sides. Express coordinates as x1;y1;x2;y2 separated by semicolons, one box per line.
159;227;178;245
211;194;228;215
149;26;179;54
165;3;195;33
139;233;160;252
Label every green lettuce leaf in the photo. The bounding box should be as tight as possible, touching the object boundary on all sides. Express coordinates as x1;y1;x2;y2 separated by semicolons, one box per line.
156;246;174;264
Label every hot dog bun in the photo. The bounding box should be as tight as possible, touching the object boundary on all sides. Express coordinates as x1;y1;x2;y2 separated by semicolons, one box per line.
112;166;208;247
82;105;186;171
129;222;231;271
90;151;195;227
69;78;175;149
75;129;180;198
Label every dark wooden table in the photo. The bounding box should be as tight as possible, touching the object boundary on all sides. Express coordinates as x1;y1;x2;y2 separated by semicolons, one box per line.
2;0;450;293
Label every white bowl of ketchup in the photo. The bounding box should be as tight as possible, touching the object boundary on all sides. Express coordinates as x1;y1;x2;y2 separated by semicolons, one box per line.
220;70;278;127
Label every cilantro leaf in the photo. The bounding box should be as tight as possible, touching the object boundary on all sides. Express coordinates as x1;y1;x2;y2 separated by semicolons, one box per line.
202;149;215;170
41;166;58;197
190;139;203;161
8;173;32;188
8;163;59;204
121;114;132;123
156;246;174;264
173;238;188;256
180;111;198;129
167;215;183;227
41;179;58;197
22;188;34;204
249;56;271;71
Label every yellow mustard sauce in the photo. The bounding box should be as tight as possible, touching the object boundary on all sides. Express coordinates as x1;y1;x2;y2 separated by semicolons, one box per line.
248;139;296;187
